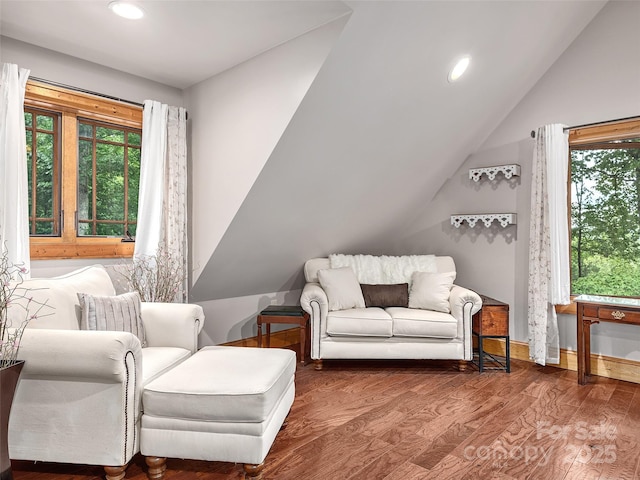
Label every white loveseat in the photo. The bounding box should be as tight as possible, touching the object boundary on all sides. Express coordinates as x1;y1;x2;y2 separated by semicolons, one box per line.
7;265;204;479
300;255;482;370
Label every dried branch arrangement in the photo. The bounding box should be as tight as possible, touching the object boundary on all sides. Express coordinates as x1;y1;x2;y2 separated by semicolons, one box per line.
1;246;52;368
121;246;185;303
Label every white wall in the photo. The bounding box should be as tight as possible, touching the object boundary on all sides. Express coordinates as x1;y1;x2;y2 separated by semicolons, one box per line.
185;16;348;284
395;0;640;361
184;18;348;344
185;1;602;345
1;36;184;107
190;0;602;303
198;289;302;346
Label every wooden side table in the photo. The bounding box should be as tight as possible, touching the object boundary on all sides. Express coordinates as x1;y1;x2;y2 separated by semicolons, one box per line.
576;295;640;385
257;305;310;365
472;294;510;372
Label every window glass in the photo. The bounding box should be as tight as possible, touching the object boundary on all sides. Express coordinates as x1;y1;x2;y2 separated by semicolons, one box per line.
24;108;59;236
78;138;94;236
571;136;640;297
77;119;139;238
127;146;140;236
79;122;93;138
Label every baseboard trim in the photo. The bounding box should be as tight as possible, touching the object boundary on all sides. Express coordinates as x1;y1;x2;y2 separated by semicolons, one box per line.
482;338;640;384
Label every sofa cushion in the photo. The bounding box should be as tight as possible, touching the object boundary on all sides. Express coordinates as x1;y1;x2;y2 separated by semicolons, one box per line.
318;267;366;311
326;308;392;337
78;291;146;346
12;265;116;331
408;271;456;313
387;307;458;339
142;347;192;385
360;283;409;308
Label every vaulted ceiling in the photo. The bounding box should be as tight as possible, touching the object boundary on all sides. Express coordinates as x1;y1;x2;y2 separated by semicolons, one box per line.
1;0;610;302
0;0;351;89
187;0;608;300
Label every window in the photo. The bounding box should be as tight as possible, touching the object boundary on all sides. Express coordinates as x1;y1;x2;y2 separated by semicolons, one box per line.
24;80;142;259
77;119;140;237
24;108;60;236
570;118;640;298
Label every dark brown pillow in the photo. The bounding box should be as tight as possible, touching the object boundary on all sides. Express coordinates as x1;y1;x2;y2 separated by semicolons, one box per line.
360;283;409;308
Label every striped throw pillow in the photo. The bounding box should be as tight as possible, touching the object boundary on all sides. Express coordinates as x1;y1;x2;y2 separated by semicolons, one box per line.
77;291;146;346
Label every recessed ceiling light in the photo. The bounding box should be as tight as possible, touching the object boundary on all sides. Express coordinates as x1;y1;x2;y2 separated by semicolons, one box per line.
448;56;471;83
108;1;144;20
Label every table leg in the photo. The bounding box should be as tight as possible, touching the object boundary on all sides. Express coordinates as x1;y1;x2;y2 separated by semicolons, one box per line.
299;317;307;365
266;324;271;348
577;309;585;385
478;335;484;373
505;336;510;373
257;316;263;348
584;320;591;378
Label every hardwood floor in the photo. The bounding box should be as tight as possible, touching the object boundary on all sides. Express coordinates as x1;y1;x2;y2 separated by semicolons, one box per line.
11;354;640;480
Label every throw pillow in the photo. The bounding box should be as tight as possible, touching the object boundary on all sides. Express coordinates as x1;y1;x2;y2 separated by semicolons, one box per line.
77;291;146;346
408;271;456;313
317;267;366;311
360;283;409;308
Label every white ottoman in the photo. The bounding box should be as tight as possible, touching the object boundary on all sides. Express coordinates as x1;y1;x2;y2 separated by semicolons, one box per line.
140;346;296;479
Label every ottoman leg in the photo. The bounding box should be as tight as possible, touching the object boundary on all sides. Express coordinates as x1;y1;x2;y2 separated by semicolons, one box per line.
104;464;127;480
145;456;167;480
243;462;264;479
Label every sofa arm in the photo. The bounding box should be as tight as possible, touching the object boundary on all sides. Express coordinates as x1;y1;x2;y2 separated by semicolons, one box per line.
449;285;482;321
18;328;142;380
300;283;328;360
449;286;482;361
141;302;204;353
11;328;142;466
300;283;328;314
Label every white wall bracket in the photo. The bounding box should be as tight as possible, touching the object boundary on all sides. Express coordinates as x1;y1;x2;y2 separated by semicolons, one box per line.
469;164;521;182
451;213;517;228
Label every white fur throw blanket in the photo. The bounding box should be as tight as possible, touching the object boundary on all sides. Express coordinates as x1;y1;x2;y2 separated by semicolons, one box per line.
329;254;437;285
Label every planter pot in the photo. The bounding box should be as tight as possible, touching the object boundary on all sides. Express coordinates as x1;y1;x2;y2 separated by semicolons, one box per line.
0;360;25;480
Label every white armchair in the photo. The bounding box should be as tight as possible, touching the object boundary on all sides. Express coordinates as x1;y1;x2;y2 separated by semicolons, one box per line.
7;265;204;479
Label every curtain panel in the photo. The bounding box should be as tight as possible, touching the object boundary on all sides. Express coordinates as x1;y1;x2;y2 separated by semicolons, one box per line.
135;100;188;302
164;106;188;302
528;124;570;365
0;63;31;277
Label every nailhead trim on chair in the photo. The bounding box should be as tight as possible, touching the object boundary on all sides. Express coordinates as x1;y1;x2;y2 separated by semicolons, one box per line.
124;349;135;462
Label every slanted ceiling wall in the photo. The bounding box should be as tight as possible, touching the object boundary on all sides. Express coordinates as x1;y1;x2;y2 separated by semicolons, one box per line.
188;1;605;344
393;0;640;361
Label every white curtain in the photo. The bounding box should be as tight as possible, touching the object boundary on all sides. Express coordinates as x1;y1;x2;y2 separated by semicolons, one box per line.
135;100;168;258
134;100;188;301
0;63;31;277
528;124;571;365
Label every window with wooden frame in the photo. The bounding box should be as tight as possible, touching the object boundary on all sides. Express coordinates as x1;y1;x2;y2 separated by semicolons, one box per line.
24;108;61;236
569;117;640;298
24;80;142;259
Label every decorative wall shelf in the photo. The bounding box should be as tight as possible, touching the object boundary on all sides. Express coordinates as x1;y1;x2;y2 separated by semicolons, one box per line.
451;213;517;228
469;164;520;182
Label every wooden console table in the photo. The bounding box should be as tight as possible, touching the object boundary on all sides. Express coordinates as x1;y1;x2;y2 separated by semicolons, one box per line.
576;294;640;385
